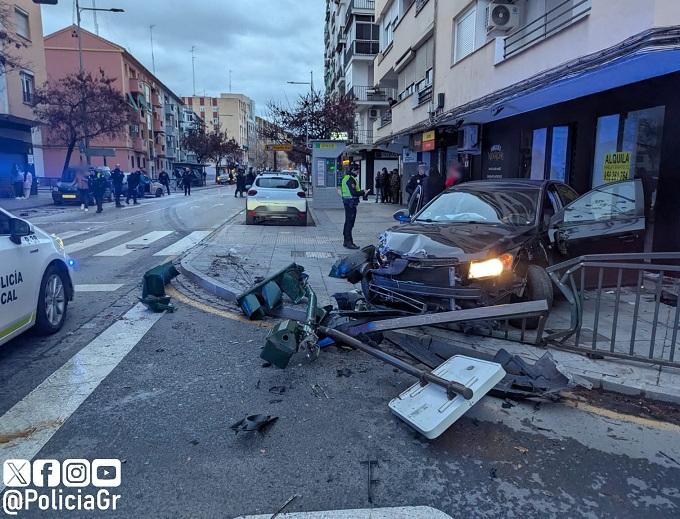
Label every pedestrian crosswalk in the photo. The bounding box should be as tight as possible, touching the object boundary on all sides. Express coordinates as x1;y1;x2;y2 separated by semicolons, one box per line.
58;228;210;258
94;231;175;257
153;231;211;256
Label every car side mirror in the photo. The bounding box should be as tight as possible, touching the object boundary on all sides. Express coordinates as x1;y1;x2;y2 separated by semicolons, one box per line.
9;218;32;245
393;209;411;223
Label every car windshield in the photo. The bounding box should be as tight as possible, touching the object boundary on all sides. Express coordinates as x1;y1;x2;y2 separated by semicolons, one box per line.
60;169;80;182
414;187;539;225
256;177;299;189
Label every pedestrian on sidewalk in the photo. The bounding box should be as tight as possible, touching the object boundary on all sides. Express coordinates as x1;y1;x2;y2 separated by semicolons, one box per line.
445;160;464;189
75;168;90;211
235;169;246;198
182;168;193;196
406;163;427;204
341;163;365;250
159;169;171;196
423;166;445;206
390;168;401;204
111;165;124;208
126;169;141;205
23;170;33;200
90;168;107;213
13;164;24;199
374;168;384;203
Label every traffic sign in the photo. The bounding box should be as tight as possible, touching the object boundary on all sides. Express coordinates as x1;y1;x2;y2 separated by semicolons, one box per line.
266;144;294;152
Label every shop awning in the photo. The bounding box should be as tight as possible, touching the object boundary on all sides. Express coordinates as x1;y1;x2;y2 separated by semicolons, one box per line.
439;27;680;127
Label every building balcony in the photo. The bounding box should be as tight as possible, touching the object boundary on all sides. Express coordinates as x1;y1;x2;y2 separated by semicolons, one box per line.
499;0;591;62
129;78;142;93
164;104;176;115
132;136;145;153
151;93;162;107
153;118;164;133
345;0;375;28
345;39;379;64
350;129;373;146
346;85;397;105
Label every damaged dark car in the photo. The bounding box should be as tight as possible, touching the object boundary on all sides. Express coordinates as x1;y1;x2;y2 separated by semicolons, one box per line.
335;179;646;328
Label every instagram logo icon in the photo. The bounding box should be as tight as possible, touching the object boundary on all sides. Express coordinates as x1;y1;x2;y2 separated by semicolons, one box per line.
62;459;90;487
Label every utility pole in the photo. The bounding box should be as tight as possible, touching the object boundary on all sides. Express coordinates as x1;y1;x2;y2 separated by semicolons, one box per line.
149;24;156;74
191;46;196;96
91;0;99;35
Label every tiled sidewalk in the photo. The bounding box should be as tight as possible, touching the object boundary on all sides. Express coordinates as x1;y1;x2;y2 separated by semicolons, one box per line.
185;196;401;305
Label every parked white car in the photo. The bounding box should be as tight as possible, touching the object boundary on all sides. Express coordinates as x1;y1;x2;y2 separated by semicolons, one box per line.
246;173;308;226
0;208;74;346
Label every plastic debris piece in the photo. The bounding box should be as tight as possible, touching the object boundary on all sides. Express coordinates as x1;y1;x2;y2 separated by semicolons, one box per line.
230;414;278;434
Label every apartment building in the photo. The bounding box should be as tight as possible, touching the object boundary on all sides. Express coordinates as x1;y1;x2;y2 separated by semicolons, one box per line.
181;93;256;166
324;0;399;189
0;0;47;196
43;25;188;177
373;0;680;251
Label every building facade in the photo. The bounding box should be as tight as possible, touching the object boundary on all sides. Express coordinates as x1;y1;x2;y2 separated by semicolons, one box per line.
43;25;187;178
324;0;398;189
0;0;47;195
371;0;680;251
181;93;257;166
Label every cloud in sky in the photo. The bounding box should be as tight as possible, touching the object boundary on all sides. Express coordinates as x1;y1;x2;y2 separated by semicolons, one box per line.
41;0;326;114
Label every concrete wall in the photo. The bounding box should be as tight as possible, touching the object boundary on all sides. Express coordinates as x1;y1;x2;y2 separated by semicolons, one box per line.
435;0;680;116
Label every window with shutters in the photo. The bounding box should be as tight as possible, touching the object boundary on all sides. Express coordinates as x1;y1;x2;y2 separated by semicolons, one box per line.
454;6;477;63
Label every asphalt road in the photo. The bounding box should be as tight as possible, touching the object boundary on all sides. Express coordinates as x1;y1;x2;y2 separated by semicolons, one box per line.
1;188;680;518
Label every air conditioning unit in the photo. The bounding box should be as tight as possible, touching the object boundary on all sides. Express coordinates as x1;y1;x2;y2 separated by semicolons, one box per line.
486;1;521;33
369;109;379;119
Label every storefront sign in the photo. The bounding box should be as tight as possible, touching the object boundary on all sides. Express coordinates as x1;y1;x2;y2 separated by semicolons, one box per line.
403;149;417;163
603;152;631;183
486;144;504;178
422;130;436;151
314;142;337;150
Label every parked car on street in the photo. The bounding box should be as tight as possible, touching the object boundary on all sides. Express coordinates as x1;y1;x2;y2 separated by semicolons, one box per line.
351;179;646;327
122;173;165;199
246;173;308;226
0;207;74;346
52;166;113;205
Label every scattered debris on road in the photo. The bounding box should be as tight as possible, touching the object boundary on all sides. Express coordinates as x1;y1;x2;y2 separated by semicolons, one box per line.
230;414;278;434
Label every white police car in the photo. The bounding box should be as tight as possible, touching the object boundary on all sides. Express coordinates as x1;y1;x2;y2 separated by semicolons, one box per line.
0;207;74;346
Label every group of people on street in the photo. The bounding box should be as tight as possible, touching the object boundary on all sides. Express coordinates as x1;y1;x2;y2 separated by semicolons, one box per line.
373;168;402;204
234;167;256;198
12;164;33;200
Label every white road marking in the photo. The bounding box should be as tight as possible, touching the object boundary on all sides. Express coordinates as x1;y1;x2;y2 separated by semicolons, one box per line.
94;231;174;257
64;231;130;254
0;304;163;491
237;507;453;519
74;284;124;292
153;231;211;256
56;230;89;240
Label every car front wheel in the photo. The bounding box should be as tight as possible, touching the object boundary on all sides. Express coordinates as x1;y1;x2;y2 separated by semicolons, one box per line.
34;265;69;335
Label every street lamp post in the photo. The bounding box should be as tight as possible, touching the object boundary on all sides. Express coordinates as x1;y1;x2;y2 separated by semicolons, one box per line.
287;70;314;164
74;0;124;165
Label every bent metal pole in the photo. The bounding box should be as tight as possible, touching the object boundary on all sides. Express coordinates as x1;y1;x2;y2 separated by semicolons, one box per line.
317;326;473;401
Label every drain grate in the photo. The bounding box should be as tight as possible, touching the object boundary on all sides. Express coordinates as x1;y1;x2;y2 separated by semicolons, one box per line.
291;251;335;259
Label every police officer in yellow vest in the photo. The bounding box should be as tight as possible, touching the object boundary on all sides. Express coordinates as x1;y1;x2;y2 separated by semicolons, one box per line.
341;163;365;249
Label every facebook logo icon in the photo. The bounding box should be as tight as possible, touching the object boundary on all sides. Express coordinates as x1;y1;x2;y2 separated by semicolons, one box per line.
32;460;60;487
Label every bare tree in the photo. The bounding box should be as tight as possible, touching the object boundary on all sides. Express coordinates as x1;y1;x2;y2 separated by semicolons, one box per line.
262;90;355;163
33;70;135;174
181;119;212;165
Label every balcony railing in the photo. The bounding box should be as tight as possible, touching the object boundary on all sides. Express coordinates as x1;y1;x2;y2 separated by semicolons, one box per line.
350;129;374;145
503;0;591;60
345;0;375;27
345;39;379;63
346;85;397;104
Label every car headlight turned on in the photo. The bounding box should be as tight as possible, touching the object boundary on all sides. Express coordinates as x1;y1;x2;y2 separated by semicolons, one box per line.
468;254;513;280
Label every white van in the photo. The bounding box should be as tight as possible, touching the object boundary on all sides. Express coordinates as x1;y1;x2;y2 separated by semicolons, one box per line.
0;207;74;346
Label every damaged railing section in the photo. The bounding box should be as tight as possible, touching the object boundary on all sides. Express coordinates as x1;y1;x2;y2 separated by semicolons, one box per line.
543;252;680;367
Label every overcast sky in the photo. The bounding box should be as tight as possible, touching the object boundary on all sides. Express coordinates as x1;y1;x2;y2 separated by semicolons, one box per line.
41;0;325;115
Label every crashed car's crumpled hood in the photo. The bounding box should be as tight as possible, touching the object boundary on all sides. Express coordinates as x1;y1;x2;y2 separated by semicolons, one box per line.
380;222;534;260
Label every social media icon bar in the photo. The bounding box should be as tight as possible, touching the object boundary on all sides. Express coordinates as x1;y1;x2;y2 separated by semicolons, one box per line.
3;459;122;488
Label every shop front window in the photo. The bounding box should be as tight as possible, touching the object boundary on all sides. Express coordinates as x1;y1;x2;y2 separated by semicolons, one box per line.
592;106;665;188
528;126;571;182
